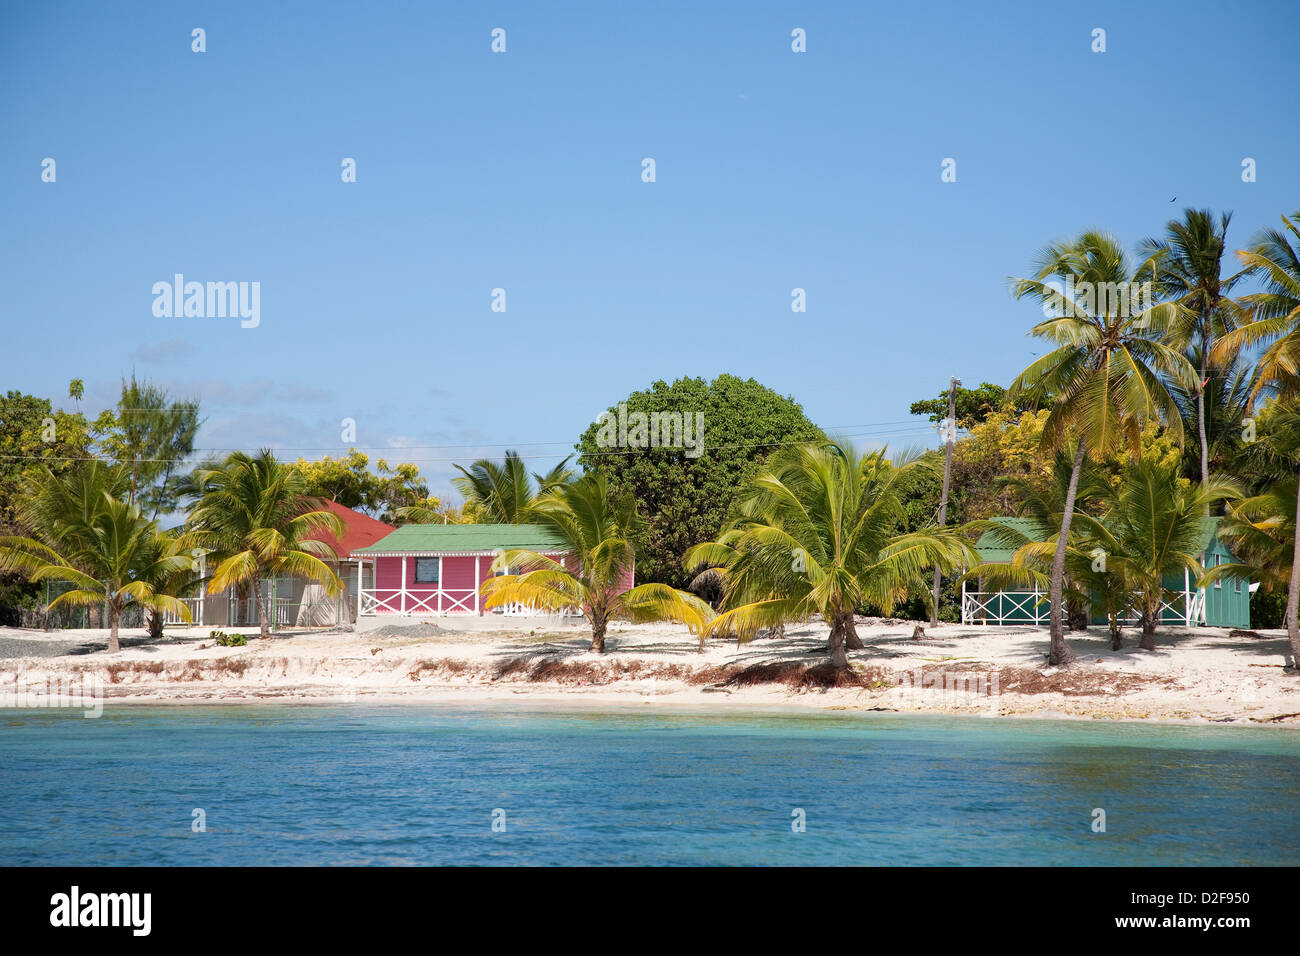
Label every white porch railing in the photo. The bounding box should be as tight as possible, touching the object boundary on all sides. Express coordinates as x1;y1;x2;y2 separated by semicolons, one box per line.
358;588;584;618
163;597;205;626
961;588;1208;626
961;590;1055;626
359;588;478;616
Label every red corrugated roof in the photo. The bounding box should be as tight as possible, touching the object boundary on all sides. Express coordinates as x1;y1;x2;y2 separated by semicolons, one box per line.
305;500;396;561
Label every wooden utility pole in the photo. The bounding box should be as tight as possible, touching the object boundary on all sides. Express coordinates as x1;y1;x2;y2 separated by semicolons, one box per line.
931;377;960;627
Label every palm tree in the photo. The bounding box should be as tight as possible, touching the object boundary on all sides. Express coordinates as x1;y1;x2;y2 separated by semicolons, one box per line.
141;529;206;642
971;445;1112;631
968;456;1237;650
1010;231;1198;665
1139;209;1243;487
102;374;201;518
685;524;792;644
181;451;344;640
0;463;195;652
1213;212;1300;665
1168;348;1253;484
450;451;574;523
1072;458;1239;650
690;442;974;669
479;472;712;652
1208;477;1297;600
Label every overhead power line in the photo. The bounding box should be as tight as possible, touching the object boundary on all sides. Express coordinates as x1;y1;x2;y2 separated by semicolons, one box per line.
0;421;941;466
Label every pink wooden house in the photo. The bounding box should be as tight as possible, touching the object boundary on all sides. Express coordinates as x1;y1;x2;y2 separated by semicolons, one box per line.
348;524;633;617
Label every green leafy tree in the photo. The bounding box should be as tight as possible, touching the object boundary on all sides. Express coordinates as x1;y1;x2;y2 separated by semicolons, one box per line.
575;375;825;589
372;459;437;524
0;389;99;623
295;450;375;510
479;473;713;652
1139;208;1244;487
688;443;975;669
1207;478;1296;600
181;451;343;640
1074;458;1239;649
1010;231;1196;665
99;374;201;519
394;497;477;525
296;450;438;524
909;381;1027;427
0;391;96;534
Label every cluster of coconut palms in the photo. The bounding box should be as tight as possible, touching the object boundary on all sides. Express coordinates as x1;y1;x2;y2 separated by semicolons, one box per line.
685;209;1300;670
0;452;344;651
5;208;1300;674
990;210;1300;667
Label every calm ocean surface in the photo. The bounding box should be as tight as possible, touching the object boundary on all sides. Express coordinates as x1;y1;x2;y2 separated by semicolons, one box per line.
1;704;1298;866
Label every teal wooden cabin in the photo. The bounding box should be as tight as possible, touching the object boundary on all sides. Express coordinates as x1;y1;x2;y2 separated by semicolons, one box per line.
961;517;1251;628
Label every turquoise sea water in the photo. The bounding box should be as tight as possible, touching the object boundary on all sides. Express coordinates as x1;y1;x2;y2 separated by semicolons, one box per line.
1;705;1298;866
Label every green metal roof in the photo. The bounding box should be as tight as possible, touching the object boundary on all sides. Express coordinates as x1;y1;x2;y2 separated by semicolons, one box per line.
974;517;1043;563
975;515;1230;564
350;523;566;555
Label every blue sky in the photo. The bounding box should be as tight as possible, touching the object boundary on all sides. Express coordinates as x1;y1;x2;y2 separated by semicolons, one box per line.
2;1;1297;499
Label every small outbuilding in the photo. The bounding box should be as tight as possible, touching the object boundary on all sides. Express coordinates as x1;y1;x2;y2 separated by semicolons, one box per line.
349;523;632;617
960;516;1251;628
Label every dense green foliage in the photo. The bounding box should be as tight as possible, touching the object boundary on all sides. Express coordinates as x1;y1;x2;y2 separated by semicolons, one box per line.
480;472;713;651
575;375;825;588
909;382;1025;427
101;375;201;518
295;450;438;525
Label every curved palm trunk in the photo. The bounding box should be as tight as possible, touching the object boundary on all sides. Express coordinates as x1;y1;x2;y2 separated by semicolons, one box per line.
828;612;854;669
1197;339;1210;492
1109;616;1122;651
1285;459;1300;668
828;616;864;651
1048;442;1086;667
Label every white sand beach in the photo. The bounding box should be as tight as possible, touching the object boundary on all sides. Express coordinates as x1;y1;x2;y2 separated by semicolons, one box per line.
2;618;1298;725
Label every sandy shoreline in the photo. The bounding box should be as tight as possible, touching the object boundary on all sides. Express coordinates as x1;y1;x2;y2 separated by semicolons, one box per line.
2;618;1298;727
